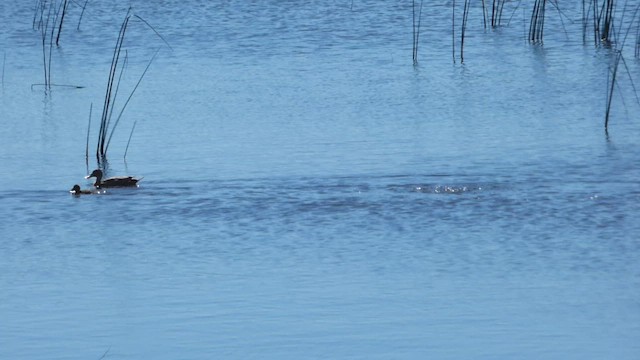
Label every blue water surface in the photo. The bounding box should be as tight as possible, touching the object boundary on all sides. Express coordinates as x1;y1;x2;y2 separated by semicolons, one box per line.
1;1;639;359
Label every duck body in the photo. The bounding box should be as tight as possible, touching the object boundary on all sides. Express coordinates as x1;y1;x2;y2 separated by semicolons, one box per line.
86;169;141;188
70;184;94;195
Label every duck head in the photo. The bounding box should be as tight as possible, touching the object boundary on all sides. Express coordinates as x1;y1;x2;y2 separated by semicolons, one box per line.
85;169;103;180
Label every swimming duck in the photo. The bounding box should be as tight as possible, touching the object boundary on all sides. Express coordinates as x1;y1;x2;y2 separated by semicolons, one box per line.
85;169;141;188
70;184;94;195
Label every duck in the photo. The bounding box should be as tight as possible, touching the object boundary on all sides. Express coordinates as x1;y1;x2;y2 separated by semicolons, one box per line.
70;184;94;195
85;169;141;188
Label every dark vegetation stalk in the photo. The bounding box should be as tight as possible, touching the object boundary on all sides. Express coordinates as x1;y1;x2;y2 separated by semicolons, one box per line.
98;347;111;360
55;0;68;46
604;51;621;130
105;51;130;143
600;0;615;43
491;0;506;27
582;0;588;43
92;10;168;163
593;0;600;45
105;50;159;154
39;2;53;91
481;0;487;29
529;0;546;42
124;120;137;161
548;1;570;40
505;1;522;28
47;3;58;85
452;0;456;63
34;0;79;92
601;2;640;131
460;0;471;63
618;5;640;105
97;10;131;161
86;103;92;163
133;15;174;51
636;21;640;57
77;0;89;30
412;0;416;63
2;52;5;87
33;0;46;30
412;0;424;65
619;3;640;47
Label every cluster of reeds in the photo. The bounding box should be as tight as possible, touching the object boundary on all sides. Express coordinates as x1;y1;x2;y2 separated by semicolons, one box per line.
582;0;616;45
529;0;547;42
460;0;472;63
32;0;87;92
88;9;167;163
602;1;640;132
490;0;507;28
417;0;638;133
33;0;67;92
451;0;518;63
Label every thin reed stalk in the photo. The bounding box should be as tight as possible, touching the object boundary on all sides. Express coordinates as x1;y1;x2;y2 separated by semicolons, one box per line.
105;50;158;154
618;3;640;50
47;3;58;85
86;103;92;163
636;21;640;57
605;51;622;130
2;52;5;87
124;120;137;161
55;0;68;46
412;0;424;65
481;0;487;29
77;0;90;30
593;0;600;45
452;0;456;63
582;0;588;43
39;2;53;92
460;0;471;63
98;347;111;360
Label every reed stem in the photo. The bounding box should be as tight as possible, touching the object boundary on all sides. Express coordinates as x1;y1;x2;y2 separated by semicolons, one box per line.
105;50;158;154
55;0;68;46
452;0;456;63
86;103;92;163
124;120;137;161
77;0;90;30
605;51;621;130
461;0;471;63
2;52;6;87
412;0;424;65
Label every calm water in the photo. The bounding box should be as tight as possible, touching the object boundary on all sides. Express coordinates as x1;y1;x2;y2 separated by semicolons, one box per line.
1;1;639;359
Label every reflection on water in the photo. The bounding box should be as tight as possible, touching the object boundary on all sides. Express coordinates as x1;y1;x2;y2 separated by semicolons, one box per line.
1;0;639;359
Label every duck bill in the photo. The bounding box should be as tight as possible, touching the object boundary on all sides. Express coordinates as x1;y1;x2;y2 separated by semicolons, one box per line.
84;175;92;179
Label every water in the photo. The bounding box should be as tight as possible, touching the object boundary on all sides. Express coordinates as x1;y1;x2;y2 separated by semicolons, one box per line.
1;1;640;359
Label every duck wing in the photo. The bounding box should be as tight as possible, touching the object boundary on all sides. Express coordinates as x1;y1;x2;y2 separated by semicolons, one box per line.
101;176;141;187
